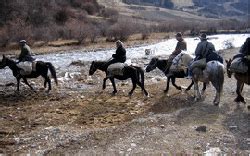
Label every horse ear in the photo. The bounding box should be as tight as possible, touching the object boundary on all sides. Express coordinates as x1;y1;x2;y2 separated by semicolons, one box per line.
2;55;5;58
225;59;228;63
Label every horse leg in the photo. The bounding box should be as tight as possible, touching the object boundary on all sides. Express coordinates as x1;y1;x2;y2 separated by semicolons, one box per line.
136;80;149;96
22;78;35;91
16;78;21;92
110;78;117;95
46;77;52;92
235;81;245;103
164;77;171;93
213;91;220;106
171;77;182;90
44;79;47;88
194;81;201;101
201;83;207;95
102;77;108;90
185;80;194;91
129;77;137;96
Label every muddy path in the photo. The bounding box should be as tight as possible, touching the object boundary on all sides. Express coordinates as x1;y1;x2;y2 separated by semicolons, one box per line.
0;48;249;155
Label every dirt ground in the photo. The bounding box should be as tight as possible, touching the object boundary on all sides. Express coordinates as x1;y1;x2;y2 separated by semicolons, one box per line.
0;48;249;155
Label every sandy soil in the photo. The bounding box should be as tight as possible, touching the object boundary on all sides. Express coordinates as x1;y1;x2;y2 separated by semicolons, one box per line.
0;48;249;155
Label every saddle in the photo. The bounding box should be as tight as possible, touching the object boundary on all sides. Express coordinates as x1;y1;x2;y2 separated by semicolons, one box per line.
17;61;37;75
107;63;126;77
230;57;248;73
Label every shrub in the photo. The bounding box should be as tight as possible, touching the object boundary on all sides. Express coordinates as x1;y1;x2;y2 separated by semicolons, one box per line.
54;9;69;25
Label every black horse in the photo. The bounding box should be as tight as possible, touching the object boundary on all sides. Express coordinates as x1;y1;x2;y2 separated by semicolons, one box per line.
146;57;201;93
0;55;58;92
89;61;148;96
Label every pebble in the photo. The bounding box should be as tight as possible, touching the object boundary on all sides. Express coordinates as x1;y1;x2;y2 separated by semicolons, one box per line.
195;126;207;132
131;143;136;147
160;124;165;128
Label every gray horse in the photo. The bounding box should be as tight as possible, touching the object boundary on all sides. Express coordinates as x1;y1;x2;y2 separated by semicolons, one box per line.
171;52;225;105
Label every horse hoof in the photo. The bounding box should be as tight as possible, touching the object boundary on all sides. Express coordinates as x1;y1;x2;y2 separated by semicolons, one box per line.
213;102;219;106
234;97;245;103
164;90;168;93
128;92;133;96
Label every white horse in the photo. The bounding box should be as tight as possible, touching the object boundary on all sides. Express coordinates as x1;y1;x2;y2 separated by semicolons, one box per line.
171;52;225;105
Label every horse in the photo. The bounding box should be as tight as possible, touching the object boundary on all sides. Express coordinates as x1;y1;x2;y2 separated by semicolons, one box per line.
145;57;195;93
89;61;148;96
0;55;58;92
171;53;225;105
225;59;250;103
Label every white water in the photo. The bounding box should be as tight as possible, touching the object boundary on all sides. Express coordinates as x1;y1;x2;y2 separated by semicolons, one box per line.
0;34;249;84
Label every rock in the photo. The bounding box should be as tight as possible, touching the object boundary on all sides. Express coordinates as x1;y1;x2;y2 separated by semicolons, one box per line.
229;125;237;130
160;125;165;128
131;143;136;147
195;126;207;132
127;148;132;152
204;147;223;156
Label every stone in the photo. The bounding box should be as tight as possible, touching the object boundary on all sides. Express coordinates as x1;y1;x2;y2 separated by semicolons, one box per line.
195;126;207;132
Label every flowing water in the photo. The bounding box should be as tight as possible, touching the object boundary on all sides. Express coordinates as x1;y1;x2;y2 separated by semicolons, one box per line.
0;34;249;84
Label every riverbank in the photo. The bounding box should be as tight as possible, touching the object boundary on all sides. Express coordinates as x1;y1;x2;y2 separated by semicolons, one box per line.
0;32;172;56
0;47;249;155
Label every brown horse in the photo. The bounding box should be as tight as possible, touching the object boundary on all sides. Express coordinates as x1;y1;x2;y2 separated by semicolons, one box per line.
226;59;250;103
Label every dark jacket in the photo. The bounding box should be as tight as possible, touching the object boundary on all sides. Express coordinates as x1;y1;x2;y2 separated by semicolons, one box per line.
18;44;34;62
172;39;187;56
112;46;126;62
194;40;215;61
239;37;250;56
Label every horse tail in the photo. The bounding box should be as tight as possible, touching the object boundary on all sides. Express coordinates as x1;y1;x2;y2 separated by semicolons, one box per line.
134;66;145;88
208;61;224;93
46;62;58;85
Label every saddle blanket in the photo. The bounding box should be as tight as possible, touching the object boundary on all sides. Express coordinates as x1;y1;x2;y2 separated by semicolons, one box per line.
107;63;126;77
230;58;248;73
17;61;36;75
169;64;186;72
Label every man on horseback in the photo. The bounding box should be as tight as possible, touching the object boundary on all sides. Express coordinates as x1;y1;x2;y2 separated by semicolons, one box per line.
231;37;250;73
167;32;187;69
106;40;126;67
105;40;127;76
17;40;35;75
187;33;220;79
18;40;35;62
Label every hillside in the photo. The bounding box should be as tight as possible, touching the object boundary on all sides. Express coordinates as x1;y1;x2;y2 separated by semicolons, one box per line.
122;0;249;20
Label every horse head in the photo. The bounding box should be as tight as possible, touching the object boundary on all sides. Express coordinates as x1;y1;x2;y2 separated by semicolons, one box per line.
172;53;193;68
225;59;232;78
0;55;8;69
146;57;158;72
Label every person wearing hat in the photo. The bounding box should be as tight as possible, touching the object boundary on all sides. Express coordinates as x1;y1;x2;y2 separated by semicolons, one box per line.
106;40;126;67
187;33;216;79
170;32;187;60
166;32;187;69
18;40;35;62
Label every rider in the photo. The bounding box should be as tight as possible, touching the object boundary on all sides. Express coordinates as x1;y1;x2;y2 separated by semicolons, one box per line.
187;33;216;78
234;37;250;59
17;40;35;75
18;40;35;62
233;37;250;72
106;40;126;67
166;32;187;69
